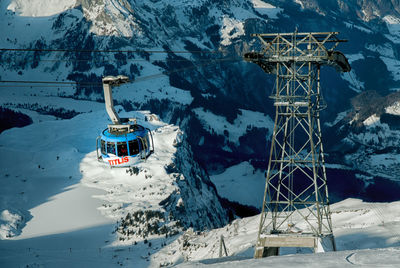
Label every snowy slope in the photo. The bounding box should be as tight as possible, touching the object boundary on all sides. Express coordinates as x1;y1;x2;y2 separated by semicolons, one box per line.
2;0;400;266
210;161;265;209
0;104;227;267
193;108;274;146
151;198;400;267
4;0;400;181
178;246;400;267
8;0;77;17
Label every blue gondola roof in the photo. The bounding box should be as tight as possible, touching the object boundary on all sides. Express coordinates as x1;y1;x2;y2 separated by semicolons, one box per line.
100;125;148;142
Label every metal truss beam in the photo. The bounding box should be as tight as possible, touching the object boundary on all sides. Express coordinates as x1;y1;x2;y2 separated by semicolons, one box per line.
244;31;350;258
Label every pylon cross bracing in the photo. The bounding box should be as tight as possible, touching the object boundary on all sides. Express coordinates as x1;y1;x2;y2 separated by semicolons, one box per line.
244;31;350;258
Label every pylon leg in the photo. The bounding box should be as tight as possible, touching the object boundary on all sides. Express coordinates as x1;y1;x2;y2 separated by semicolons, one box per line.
254;247;279;258
315;234;336;253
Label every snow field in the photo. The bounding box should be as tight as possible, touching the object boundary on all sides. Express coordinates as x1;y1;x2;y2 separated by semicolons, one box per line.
7;0;77;17
383;15;400;44
193;108;274;145
177;246;400;267
0;103;227;267
251;0;282;19
210;161;265;209
153;198;400;267
0;107;186;267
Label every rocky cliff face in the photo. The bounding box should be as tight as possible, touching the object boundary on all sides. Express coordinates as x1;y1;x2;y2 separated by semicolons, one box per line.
293;0;400;21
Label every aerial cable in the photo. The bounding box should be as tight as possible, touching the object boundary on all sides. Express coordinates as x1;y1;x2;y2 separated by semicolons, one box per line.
366;203;400;241
0;56;242;88
30;58;241;63
347;71;363;91
0;47;224;54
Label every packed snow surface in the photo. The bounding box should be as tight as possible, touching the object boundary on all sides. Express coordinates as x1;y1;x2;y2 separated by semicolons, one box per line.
177;247;400;267
220;16;245;46
193;108;274;145
363;114;380;126
1;0;400;266
251;0;282;19
386;101;400;115
152;198;400;267
210;161;264;209
0;210;23;239
383;15;400;43
8;0;77;17
0;98;225;267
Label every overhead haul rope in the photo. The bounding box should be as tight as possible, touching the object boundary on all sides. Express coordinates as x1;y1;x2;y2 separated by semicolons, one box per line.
369;203;400;240
0;47;223;54
31;58;239;63
0;56;242;88
347;71;363;92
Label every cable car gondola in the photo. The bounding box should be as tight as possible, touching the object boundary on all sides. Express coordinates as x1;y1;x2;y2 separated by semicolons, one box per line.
96;75;154;167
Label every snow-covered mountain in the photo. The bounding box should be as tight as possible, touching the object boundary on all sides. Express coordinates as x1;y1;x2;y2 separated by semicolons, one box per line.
2;0;400;191
154;198;400;266
0;106;230;266
2;0;400;266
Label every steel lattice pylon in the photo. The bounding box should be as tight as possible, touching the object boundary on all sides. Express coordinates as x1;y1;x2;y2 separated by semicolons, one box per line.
244;31;350;258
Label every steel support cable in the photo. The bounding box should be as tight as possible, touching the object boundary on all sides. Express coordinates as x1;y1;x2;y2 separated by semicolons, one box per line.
0;57;241;88
368;203;400;241
347;71;363;91
0;47;223;54
288;31;297;222
1;58;240;63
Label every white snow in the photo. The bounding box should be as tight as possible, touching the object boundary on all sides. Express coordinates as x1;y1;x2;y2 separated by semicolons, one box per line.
1;0;400;267
385;101;400;115
8;0;76;17
340;54;365;92
363;114;380;126
365;43;394;58
346;114;400;179
383;15;400;43
220;16;245;46
152;198;400;266
210;162;265;209
0;109;129;239
368;154;398;168
251;0;282;19
325;110;349;127
0;210;23;239
0;104;224;267
0;2;68;47
79;123;184;223
341;70;364;93
345;53;364;64
380;56;400;81
383;15;400;25
17;185;112;239
82;1;141;37
293;0;304;9
217;0;283;46
193;108;274;145
343;22;373;34
178;247;400;267
363;44;400;83
114;74;193;106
